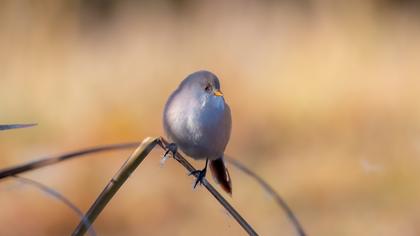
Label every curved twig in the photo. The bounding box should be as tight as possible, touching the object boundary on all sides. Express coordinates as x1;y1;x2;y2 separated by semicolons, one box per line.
225;158;306;236
11;175;96;236
0;124;37;131
0;142;139;180
157;138;258;235
73;137;258;236
0;140;305;235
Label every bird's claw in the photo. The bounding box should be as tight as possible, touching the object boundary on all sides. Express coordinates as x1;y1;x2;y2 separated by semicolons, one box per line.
164;143;177;157
161;143;177;166
189;168;207;189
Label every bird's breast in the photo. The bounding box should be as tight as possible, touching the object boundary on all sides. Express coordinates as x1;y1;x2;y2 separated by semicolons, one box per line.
164;94;229;159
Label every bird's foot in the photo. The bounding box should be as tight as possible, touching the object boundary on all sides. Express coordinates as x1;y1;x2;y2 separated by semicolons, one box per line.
189;168;207;189
161;143;177;166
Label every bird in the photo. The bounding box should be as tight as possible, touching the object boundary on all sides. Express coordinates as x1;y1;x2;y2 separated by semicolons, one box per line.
163;70;232;194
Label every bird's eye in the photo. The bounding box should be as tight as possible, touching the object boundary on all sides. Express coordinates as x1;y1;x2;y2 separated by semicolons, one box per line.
204;84;211;92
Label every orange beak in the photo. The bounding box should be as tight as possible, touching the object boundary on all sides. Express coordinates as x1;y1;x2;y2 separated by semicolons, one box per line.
213;90;223;97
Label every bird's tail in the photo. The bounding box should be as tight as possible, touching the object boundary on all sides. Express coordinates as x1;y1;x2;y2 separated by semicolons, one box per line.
210;158;232;195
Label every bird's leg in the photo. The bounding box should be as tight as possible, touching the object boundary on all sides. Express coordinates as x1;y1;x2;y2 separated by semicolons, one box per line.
189;158;208;188
163;143;177;157
161;143;177;166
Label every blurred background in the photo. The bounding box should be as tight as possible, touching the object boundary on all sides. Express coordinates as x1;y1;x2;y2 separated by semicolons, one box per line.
0;0;420;235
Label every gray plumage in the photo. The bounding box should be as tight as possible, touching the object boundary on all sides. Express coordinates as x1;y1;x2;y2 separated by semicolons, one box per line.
163;70;231;160
163;70;232;194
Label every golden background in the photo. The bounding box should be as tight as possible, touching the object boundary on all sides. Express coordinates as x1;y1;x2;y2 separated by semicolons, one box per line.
0;0;419;235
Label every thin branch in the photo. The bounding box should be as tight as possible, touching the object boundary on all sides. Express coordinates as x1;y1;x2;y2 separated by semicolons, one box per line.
157;138;258;235
0;124;37;131
0;141;305;235
0;142;139;180
73;137;258;236
225;158;306;236
11;175;96;236
72;137;158;236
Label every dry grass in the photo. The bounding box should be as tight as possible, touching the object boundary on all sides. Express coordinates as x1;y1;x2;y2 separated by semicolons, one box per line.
0;1;420;235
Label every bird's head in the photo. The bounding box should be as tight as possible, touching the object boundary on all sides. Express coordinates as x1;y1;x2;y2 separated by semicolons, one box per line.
179;70;224;99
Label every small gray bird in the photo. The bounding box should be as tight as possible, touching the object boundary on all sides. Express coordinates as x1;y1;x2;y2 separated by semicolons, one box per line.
163;70;232;194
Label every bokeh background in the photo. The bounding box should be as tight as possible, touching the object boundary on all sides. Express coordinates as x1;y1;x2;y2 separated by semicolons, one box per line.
1;0;420;235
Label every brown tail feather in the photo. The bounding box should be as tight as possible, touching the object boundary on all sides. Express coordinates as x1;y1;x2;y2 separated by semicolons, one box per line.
210;158;232;195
